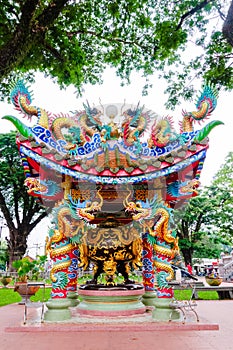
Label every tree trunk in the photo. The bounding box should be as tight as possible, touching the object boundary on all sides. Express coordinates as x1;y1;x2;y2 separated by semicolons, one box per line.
7;228;28;271
180;247;193;266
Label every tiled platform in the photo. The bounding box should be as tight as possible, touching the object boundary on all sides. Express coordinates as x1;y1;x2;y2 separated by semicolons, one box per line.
5;305;219;332
1;299;233;350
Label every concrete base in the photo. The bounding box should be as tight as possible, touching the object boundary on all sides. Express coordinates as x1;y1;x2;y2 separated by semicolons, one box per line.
67;291;79;307
77;288;146;316
141;291;157;308
152;298;180;322
44;298;72;322
3;300;221;335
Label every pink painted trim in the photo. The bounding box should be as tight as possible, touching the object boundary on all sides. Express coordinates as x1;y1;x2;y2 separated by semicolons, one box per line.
5;323;219;333
78;289;145;297
77;307;146;317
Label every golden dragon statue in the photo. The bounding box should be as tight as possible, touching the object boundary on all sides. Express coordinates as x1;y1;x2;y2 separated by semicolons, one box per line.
123;192;179;286
24;177;62;198
148;207;179;282
45;228;72;288
181;85;218;132
10;80;49;128
45;189;103;290
148;116;185;148
121;105;149;154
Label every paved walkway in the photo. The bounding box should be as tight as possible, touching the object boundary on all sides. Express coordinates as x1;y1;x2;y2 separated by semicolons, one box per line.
0;299;233;350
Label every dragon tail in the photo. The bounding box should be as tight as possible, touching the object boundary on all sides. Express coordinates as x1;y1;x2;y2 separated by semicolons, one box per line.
194;120;224;142
2;115;33;138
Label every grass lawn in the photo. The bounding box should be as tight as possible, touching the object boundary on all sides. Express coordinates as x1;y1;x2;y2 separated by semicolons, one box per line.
0;288;21;306
0;287;52;307
0;286;219;307
174;289;219;300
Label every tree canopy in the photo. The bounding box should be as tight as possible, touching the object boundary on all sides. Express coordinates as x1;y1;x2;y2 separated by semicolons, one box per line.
206;152;233;242
0;239;8;271
174;151;233;265
0;132;48;268
0;0;232;108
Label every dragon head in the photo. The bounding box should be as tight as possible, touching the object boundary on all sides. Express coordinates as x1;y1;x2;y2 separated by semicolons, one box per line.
180;179;200;195
24;177;47;194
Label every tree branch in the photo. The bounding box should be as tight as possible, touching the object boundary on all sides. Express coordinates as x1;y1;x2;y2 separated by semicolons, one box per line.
36;0;70;29
176;0;214;30
67;29;152;53
0;191;15;231
222;0;233;47
28;211;48;233
180;218;189;239
0;0;69;80
18;0;40;28
13;188;20;226
194;212;204;233
22;191;29;222
0;0;39;79
23;196;39;224
3;3;20;22
215;3;226;20
42;39;65;62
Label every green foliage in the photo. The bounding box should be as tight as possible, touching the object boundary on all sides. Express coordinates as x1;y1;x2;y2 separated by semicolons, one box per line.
0;131;42;224
192;233;225;259
0;1;232;107
205;152;233;242
0;240;8;269
0;132;48;263
12;255;47;282
0;132;26;207
174;151;233;264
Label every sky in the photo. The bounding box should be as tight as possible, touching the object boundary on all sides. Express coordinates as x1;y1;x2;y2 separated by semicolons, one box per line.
0;69;232;257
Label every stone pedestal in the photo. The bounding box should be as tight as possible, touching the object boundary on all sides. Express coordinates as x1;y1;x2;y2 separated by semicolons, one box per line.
141;290;157;308
67;291;79;307
44;298;72;322
77;287;146;316
152;298;180;321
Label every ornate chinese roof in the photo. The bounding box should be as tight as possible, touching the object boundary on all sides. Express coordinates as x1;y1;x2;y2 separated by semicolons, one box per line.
3;81;223;205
